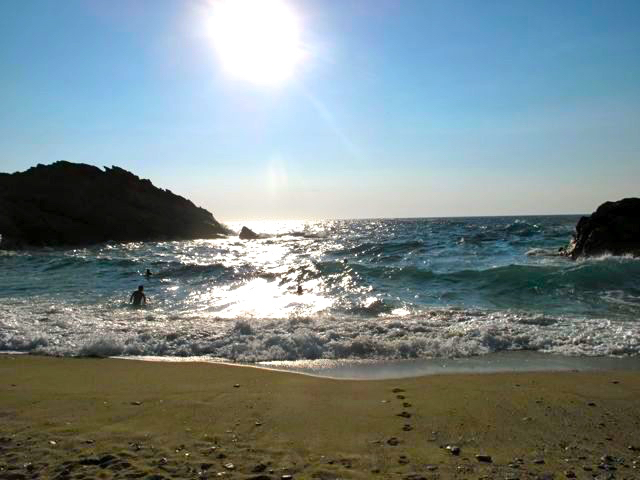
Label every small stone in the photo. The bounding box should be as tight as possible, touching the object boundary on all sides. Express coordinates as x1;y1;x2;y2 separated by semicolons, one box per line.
224;463;235;470
446;445;460;455
392;388;405;393
233;384;240;388
48;440;57;446
255;421;262;426
131;401;142;406
587;402;597;407
533;458;545;464
98;454;116;466
159;458;168;465
281;475;293;480
476;454;492;463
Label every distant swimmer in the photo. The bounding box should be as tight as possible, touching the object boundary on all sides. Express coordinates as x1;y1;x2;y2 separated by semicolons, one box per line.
296;285;303;295
145;268;153;277
130;285;147;306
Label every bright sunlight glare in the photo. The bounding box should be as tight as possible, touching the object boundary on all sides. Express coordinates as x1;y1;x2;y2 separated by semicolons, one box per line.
208;0;304;86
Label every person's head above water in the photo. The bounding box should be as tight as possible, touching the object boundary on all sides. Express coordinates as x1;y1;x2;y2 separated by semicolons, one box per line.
138;285;144;291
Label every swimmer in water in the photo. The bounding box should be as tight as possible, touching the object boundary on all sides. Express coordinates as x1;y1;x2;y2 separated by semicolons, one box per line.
145;268;152;277
130;285;147;306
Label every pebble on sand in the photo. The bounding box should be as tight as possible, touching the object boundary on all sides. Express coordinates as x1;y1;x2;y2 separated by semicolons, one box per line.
475;454;492;463
446;445;460;455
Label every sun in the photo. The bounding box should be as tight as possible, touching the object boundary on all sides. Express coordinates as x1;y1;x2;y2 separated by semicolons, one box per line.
208;0;305;86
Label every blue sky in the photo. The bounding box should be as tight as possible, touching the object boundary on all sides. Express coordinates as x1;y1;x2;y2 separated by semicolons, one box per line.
1;0;639;220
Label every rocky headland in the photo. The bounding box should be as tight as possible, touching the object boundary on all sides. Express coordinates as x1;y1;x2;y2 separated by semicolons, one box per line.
562;198;640;259
0;161;229;248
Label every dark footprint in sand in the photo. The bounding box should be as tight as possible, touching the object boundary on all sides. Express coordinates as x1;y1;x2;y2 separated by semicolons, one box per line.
402;402;412;408
402;424;413;431
397;411;412;418
396;394;406;400
392;388;405;393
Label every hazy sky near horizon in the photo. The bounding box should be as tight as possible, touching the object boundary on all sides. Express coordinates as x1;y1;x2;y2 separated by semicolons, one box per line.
1;0;639;221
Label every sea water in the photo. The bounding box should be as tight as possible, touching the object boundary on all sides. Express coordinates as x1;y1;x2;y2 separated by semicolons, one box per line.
1;216;640;369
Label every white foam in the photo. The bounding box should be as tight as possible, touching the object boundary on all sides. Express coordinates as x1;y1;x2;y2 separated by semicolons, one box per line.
1;299;640;361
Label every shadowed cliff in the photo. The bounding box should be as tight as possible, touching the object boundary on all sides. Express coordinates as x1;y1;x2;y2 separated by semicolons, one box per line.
0;161;230;248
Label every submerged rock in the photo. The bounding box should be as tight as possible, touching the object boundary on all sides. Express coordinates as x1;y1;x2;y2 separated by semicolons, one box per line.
0;161;229;248
239;226;259;240
561;198;640;259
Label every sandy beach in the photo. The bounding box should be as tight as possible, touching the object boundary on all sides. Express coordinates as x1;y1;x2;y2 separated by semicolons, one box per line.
1;356;640;479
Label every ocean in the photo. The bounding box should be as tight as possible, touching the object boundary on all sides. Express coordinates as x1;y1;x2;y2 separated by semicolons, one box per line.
2;216;640;370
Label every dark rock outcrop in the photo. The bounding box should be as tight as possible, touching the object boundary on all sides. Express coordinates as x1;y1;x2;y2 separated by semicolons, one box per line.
0;161;230;248
239;226;259;240
561;198;640;259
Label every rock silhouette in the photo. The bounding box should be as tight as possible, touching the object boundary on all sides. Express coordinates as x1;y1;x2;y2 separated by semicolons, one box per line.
561;198;640;259
0;161;229;248
239;226;259;240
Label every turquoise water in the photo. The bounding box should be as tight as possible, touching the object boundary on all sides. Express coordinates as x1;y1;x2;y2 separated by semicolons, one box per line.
1;216;639;361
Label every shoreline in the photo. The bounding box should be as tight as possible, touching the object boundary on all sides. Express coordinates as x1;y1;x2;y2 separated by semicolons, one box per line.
55;350;640;380
2;355;640;478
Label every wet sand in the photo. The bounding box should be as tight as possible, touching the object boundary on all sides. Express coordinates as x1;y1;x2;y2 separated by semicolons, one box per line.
2;355;640;479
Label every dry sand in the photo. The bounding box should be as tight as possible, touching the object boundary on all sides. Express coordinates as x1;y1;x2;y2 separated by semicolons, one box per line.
1;355;640;479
